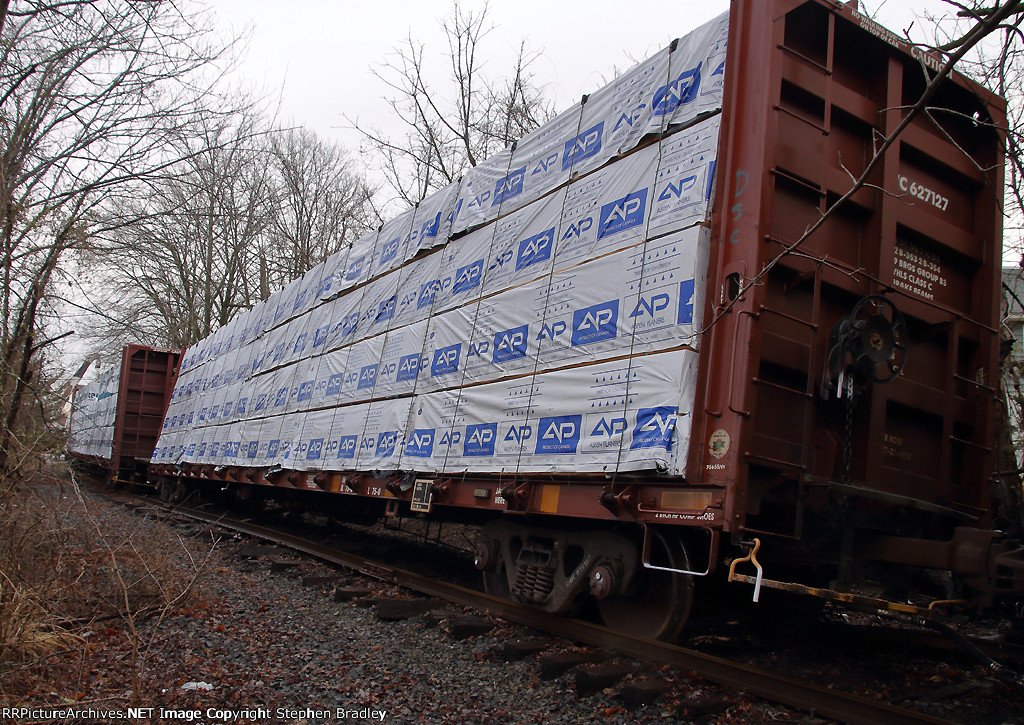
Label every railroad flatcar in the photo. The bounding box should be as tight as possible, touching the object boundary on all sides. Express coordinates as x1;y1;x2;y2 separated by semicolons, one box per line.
140;0;1024;640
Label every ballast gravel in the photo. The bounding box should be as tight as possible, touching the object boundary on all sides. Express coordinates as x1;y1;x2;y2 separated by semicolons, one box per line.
6;477;787;725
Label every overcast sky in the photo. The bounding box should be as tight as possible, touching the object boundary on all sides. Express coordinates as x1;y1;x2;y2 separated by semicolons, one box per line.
208;0;952;157
62;0;988;380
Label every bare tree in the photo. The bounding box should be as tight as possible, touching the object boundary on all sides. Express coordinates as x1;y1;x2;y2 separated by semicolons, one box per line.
348;1;554;207
264;126;377;291
0;0;238;482
87;103;274;351
83;121;378;353
915;0;1024;527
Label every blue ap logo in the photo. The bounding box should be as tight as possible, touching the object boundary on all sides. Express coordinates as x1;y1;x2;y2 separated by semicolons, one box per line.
397;353;424;382
377;360;397;381
657;174;698;201
431;343;462;376
375;295;397;324
336;435;358;459
537;320;567;342
503;424;532;443
418;280;442;309
209;442;220;458
487;246;514;274
452;259;484;295
630;293;671;319
297;380;314;403
419;212;441;244
292;288;308;312
532;151;560;177
560;217;593;241
266;439;280;458
274;386;289;408
591;416;627;437
613;104;647;132
516;227;554;271
376;431;399;458
342;313;359;338
631;406;677;449
317;274;333;298
405;429;434;458
253;393;268;412
439;430;461;447
653;63;702;116
235;398;247;416
493;325;528;363
197;442;207;457
536;415;582;454
492;166;526;206
465;423;497;456
293;332;307;355
571;300;619;346
466;187;492;212
345;255;365;281
379;237;401;267
326;373;343;397
598;189;648;239
678;278;696;324
562;122;604;170
246;441;259;459
313;324;330;348
306;438;324;461
357;364;377;390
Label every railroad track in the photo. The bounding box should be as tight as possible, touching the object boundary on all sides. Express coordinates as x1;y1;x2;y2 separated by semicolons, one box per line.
122;493;979;725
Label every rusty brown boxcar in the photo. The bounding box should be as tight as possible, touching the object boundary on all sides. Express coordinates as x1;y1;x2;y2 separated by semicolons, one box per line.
68;345;180;484
685;0;1024;627
148;0;1024;640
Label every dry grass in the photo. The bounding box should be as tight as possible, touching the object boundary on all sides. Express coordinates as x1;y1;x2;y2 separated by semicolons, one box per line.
0;463;214;704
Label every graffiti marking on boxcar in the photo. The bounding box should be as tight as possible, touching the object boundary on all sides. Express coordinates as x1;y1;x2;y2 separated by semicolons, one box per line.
728;170;748;245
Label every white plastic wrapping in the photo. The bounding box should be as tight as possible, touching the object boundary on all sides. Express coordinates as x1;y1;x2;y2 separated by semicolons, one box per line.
154;12;730;479
402;348;698;474
68;361;121;460
451;146;514;235
507;101;585;211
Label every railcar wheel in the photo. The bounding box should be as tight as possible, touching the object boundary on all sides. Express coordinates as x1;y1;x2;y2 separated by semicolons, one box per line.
482;566;511;599
596;530;693;641
480;546;512;599
170;480;189;504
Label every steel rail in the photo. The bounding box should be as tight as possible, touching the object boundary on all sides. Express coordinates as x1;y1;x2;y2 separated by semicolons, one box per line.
141;500;962;725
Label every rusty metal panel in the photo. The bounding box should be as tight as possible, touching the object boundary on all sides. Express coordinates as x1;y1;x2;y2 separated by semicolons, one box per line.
111;345;180;475
690;0;1006;539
